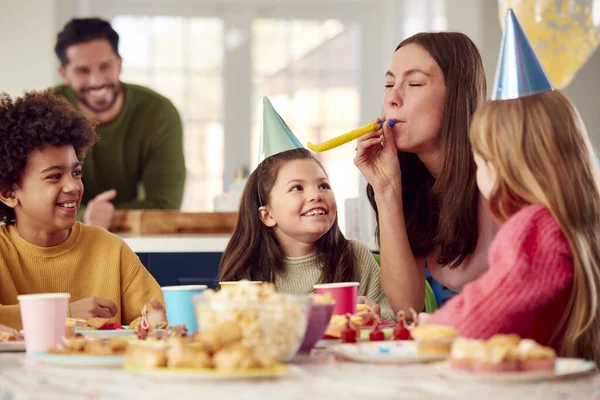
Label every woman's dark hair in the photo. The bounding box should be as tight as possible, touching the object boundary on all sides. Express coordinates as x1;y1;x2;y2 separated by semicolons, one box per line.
55;18;120;66
220;148;356;283
367;32;487;268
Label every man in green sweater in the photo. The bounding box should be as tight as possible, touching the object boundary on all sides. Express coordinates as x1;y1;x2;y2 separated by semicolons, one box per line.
53;18;186;229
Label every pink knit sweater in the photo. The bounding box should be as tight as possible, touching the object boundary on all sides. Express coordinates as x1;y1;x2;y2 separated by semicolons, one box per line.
428;204;574;351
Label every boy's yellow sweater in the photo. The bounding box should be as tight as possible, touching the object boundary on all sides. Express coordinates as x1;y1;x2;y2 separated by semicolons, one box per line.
0;222;163;330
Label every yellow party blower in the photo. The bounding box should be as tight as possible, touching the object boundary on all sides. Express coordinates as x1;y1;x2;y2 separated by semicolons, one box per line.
307;120;396;152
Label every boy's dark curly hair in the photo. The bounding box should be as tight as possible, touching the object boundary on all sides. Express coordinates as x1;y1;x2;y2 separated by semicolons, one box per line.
0;89;98;225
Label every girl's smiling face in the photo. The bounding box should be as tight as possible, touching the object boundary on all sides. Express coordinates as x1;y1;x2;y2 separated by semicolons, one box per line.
259;158;337;249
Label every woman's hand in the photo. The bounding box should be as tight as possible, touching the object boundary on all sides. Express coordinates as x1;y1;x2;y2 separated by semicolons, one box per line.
354;118;402;194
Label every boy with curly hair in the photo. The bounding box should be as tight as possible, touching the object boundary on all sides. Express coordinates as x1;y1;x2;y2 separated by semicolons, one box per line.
0;90;164;329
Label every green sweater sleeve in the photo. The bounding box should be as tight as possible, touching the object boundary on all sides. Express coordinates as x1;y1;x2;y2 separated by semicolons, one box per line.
118;103;186;210
352;241;396;321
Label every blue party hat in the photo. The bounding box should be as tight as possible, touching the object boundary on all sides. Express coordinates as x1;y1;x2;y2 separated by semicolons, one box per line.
258;97;303;162
492;9;554;100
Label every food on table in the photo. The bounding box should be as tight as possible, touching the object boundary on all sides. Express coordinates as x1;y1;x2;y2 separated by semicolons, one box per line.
369;319;385;342
129;308;168;331
410;325;458;356
311;292;334;304
195;282;309;362
124;320;278;371
46;336;129;356
515;339;557;372
356;304;370;313
392;311;412;341
448;335;557;373
325;314;364;338
341;316;358;344
0;331;18;342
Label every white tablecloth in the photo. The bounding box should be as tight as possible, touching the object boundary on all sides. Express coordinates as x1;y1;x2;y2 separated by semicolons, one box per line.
1;350;598;400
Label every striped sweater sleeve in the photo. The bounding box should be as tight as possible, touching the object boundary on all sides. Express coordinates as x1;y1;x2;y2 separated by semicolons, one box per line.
352;241;396;321
427;204;573;338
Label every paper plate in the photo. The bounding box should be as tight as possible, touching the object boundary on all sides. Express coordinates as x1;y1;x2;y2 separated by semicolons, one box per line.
30;352;124;368
331;340;445;364
124;363;289;381
437;358;597;383
0;341;26;352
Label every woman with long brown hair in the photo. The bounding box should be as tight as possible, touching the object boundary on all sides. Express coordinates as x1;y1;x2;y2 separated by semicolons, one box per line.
220;147;395;320
354;32;497;315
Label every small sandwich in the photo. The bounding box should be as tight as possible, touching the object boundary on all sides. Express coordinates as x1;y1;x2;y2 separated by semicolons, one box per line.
324;315;364;338
515;339;557;372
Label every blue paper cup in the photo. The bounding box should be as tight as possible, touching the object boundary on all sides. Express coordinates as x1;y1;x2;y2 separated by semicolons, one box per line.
162;285;207;332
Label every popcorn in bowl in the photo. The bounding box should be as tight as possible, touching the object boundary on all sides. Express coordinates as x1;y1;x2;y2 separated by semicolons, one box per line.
193;281;310;362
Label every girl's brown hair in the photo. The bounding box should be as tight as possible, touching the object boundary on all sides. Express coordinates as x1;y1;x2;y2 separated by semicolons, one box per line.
367;32;487;268
220;148;356;284
470;90;600;366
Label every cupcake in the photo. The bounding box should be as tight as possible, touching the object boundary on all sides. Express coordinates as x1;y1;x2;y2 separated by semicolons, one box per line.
410;325;458;356
449;338;486;371
516;339;557;372
488;334;521;347
472;342;519;373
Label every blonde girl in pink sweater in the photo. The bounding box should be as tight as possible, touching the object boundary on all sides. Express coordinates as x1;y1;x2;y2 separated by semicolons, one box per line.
427;11;600;366
430;88;600;366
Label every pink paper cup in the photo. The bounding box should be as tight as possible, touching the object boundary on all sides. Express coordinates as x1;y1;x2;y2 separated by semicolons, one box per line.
18;293;70;353
313;282;359;315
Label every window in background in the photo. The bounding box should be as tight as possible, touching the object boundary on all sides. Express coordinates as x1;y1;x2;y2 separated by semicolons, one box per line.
112;16;224;211
251;19;361;232
404;0;447;37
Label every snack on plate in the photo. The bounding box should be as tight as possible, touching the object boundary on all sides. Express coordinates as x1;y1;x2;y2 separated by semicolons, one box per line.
325;314;364;338
125;341;168;368
410;325;458;356
129;309;168;331
356;304;370;313
76;317;125;331
449;335;557;373
515;339;556;372
47;336;129;356
194;283;309;362
0;331;18;342
488;333;521;347
311;292;334;304
449;338;487;371
473;342;518;373
124;321;278;371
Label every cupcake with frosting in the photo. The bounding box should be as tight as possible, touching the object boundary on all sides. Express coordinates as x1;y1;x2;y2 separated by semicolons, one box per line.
472;342;519;373
449;338;486;371
515;339;556;372
410;325;458;356
488;334;521;347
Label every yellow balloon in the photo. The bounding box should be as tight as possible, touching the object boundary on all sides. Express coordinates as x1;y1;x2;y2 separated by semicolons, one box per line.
498;0;600;88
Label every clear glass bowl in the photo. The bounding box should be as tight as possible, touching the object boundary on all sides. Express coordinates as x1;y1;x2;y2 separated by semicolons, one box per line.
193;293;310;362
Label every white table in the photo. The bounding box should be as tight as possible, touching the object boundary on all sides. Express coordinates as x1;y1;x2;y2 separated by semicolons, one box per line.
0;351;598;400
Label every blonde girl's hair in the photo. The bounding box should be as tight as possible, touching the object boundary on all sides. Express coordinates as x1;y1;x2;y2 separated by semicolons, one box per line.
470;90;600;366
